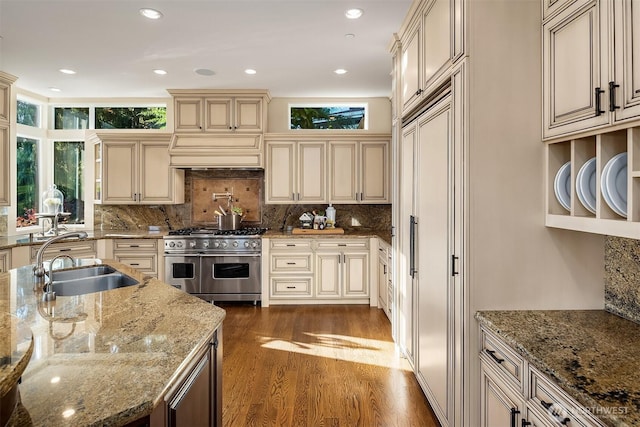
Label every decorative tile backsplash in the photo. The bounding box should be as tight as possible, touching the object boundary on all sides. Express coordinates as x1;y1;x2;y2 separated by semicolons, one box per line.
95;169;392;233
605;236;640;324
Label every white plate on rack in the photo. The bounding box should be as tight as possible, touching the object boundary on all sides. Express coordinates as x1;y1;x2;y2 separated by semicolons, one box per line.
602;152;627;218
554;161;571;212
576;157;596;214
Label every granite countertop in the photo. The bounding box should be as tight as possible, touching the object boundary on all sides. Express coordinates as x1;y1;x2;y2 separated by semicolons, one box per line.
0;230;168;251
476;310;640;427
264;228;392;244
0;259;225;426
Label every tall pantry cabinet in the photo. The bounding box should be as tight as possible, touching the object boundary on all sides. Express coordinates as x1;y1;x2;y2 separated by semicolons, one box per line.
390;0;605;426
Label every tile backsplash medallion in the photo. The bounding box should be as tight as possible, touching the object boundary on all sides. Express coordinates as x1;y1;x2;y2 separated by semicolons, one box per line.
95;169;392;232
604;236;640;324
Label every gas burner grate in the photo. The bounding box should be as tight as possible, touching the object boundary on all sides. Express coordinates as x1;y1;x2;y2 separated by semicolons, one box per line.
168;227;268;236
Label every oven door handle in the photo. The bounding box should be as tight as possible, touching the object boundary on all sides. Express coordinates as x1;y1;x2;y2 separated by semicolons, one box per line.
199;253;260;257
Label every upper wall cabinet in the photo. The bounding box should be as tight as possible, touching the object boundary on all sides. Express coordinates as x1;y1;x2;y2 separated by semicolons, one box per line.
400;0;463;117
90;133;184;205
169;90;269;133
543;0;640;140
0;72;17;207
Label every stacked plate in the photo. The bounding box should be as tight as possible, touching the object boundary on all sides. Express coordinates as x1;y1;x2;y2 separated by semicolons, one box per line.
553;161;571;211
601;152;628;218
576;157;596;214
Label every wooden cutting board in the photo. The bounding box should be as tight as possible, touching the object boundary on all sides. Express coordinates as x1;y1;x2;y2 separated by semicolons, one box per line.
291;227;345;235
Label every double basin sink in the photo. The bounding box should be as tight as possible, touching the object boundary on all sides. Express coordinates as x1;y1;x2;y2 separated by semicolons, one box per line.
46;265;139;296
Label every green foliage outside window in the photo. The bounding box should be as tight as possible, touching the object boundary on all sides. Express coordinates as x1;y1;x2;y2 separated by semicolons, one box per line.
54;108;89;129
95;107;166;129
16;137;38;227
17;100;40;127
291;106;365;130
54;141;84;224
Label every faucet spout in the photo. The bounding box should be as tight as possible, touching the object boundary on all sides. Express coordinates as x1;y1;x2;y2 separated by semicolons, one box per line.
33;231;89;278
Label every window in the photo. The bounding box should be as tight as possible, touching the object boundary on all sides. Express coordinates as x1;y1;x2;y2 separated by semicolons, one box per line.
95;107;166;129
54;141;84;224
16;137;39;227
54;107;89;129
290;105;367;130
17;100;41;127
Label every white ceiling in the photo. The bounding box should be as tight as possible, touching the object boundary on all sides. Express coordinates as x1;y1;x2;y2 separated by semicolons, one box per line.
0;0;412;100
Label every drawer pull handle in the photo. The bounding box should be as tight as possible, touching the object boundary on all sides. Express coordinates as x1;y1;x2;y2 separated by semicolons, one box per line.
286;286;295;289
540;401;570;425
485;349;505;364
286;262;296;265
130;263;140;266
130;245;140;248
286;244;296;247
59;248;71;252
338;243;347;247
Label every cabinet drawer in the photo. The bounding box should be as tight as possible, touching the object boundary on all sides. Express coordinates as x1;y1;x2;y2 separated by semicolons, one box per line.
271;277;312;297
480;328;525;393
114;254;157;275
30;240;97;261
529;367;604;427
113;238;158;251
315;239;369;250
270;239;312;250
271;254;312;273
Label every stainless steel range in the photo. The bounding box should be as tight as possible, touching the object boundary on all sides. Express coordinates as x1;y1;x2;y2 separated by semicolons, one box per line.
163;227;266;303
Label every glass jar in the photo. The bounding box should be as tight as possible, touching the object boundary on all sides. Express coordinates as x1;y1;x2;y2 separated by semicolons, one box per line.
42;184;64;215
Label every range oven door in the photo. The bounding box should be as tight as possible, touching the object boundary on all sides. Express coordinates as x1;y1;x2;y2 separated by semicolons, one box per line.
164;255;200;294
200;254;261;301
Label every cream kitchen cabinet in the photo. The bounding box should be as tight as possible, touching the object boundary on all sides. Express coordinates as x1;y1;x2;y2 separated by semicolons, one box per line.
377;239;392;321
169;90;268;133
112;238;160;278
90;133;184;205
328;140;390;204
29;240;98;263
315;240;369;299
399;0;463;117
0;72;17;207
265;141;326;204
543;0;640;140
0;249;10;273
267;239;314;300
480;361;526;427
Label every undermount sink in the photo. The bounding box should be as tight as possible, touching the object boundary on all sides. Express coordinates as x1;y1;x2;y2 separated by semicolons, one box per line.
46;266;139;296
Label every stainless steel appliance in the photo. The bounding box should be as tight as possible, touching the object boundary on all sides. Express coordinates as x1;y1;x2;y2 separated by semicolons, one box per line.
163;227;266;303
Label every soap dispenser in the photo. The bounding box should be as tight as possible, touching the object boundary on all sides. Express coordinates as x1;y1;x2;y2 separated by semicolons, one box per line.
326;204;336;228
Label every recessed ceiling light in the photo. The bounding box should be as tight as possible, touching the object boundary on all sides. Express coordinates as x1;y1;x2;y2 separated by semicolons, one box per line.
153;69;167;75
140;8;163;20
245;69;257;75
194;68;216;76
49;87;61;92
334;69;348;75
345;33;356;39
59;69;76;75
345;8;364;19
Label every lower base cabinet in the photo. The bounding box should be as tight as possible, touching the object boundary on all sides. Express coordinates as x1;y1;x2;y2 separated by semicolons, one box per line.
480;326;604;427
0;249;9;272
147;328;222;427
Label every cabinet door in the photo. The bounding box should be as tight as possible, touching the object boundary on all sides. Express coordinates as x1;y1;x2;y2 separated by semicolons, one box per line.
234;98;263;131
139;140;175;203
266;142;296;203
174;97;204;132
543;0;609;139
480;363;525;427
298;142;326;203
204;97;232;131
401;21;422;116
422;0;451;88
613;0;640;122
315;253;341;297
102;142;137;203
328;142;358;203
343;252;369;297
0;250;10;273
0;125;8;206
378;256;388;310
360;141;389;203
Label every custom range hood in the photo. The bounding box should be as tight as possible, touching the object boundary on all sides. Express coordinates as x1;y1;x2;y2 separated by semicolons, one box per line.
168;133;264;169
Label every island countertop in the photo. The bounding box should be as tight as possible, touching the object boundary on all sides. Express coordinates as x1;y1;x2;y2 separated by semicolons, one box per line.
0;259;225;426
476;310;640;427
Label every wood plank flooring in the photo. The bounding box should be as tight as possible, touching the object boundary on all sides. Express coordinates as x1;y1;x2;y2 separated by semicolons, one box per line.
219;304;440;427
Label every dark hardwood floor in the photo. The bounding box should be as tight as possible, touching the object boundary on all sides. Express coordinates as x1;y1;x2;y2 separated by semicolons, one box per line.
219;303;440;427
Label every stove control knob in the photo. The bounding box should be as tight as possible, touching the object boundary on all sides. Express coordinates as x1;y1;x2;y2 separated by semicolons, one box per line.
220;242;228;249
176;242;183;248
189;241;197;248
168;242;175;248
251;241;259;249
244;241;250;248
213;241;220;248
232;241;239;248
202;241;210;249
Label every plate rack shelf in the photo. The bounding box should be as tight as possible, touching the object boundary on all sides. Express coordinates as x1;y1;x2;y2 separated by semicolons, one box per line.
545;126;640;239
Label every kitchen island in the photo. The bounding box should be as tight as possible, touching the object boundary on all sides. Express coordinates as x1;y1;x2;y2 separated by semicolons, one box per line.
0;259;225;426
476;310;640;427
